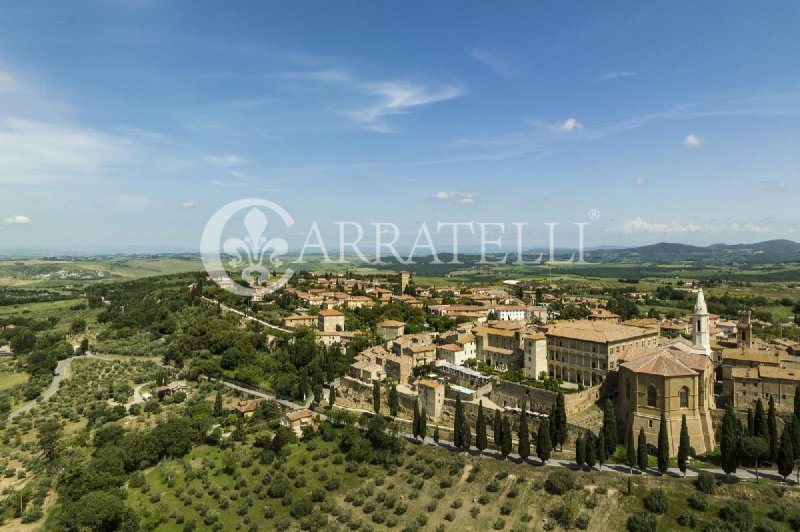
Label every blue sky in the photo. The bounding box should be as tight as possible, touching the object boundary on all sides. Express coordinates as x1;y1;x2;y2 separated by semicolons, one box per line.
0;1;799;252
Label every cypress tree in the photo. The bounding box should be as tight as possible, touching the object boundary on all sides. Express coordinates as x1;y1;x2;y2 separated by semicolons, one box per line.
461;408;472;450
328;386;336;409
419;403;428;440
597;433;606;470
777;426;795;481
453;395;463;449
720;402;739;477
747;408;754;437
795;384;800;422
433;425;440;443
768;396;778;461
602;399;617;459
657;412;669;474
494;409;503;448
518;408;531;461
678;414;690;477
586;433;596;469
637;427;648;472
388;384;399;417
553;392;568;450
412;400;420;439
372;381;381;414
213;387;223;417
501;416;512;458
626;425;636;473
537;418;551;464
475;401;488;452
575;435;586;467
754;398;767;440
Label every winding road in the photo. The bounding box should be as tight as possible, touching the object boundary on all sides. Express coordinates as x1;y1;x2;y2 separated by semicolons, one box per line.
8;356;789;485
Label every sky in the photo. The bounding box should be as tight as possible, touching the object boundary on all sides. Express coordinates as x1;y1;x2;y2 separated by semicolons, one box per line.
0;1;799;253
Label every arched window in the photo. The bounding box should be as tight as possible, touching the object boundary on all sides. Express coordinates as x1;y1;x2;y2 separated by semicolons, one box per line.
680;386;690;408
647;385;657;408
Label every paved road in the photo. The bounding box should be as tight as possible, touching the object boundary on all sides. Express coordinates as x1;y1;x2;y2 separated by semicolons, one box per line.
8;357;74;420
324;402;796;485
201;297;291;334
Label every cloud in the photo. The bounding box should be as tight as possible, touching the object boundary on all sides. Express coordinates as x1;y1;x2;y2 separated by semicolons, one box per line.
283;69;464;132
0;70;15;87
683;134;703;148
633;178;646;186
435;191;479;204
181;202;195;209
610;217;770;234
755;179;794;194
4;215;31;225
469;47;522;78
531;117;584;133
202;154;247;167
596;71;637;82
0;118;132;185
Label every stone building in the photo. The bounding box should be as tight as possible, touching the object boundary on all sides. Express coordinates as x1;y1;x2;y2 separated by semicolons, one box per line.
417;379;444;420
545;320;658;386
522;332;548;379
617;292;716;456
377;320;405;340
317;309;345;332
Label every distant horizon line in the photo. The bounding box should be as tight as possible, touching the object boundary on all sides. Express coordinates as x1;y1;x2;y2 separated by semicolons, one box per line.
0;238;796;259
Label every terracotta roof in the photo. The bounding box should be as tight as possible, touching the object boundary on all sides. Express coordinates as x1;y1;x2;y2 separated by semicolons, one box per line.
438;343;464;351
409;344;435;353
284;408;314;421
759;366;800;382
378;320;406;328
621;349;697;377
318;309;344;316
621;345;711;377
721;349;780;365
546;320;653;343
731;367;759;380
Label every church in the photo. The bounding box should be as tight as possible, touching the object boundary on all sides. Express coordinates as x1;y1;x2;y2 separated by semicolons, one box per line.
617;290;716;456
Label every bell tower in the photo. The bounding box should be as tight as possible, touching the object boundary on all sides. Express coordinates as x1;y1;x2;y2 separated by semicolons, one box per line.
691;289;712;357
737;311;754;349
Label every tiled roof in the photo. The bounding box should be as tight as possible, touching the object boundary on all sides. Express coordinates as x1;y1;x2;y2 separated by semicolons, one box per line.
621;345;711;377
378;320;406;328
546;320;653;343
318;309;344;316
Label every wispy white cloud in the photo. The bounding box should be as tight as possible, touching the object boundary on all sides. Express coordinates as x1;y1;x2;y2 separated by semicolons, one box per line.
283;69;464;132
469;46;523;78
531;117;584;133
435;191;479;204
4;214;31;225
633;178;646;186
0;118;133;185
181;201;195;209
202;154;247;167
610;217;770;234
0;70;15;87
596;71;637;82
683;133;703;147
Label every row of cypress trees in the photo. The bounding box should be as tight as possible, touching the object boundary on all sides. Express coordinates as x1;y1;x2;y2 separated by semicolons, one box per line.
720;387;800;482
449;393;569;464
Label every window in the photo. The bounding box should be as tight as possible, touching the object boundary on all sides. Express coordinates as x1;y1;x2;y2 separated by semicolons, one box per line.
647;385;657;407
680;386;689;408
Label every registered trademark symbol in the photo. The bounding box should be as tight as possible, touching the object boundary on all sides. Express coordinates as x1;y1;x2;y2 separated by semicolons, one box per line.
588;209;600;220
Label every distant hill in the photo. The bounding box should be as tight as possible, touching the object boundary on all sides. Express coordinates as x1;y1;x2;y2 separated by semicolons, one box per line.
586;239;800;264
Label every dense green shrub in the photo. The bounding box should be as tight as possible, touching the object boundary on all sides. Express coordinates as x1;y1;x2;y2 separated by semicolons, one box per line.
544;469;576;495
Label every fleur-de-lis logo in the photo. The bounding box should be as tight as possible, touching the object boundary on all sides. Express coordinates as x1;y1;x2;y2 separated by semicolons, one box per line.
223;208;289;285
201;199;294;297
